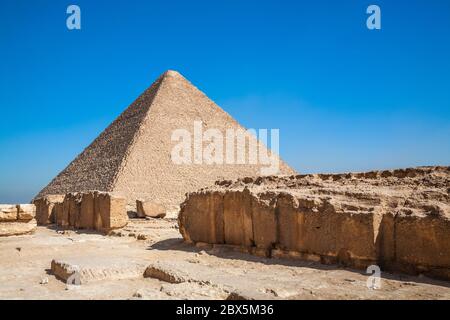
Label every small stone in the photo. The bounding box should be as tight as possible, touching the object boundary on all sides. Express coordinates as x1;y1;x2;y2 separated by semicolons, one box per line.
137;234;147;240
186;258;200;264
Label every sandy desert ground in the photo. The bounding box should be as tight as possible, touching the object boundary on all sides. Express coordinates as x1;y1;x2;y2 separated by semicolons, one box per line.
1;217;449;300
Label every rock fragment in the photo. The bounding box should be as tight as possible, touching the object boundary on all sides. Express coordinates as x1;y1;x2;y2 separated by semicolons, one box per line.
136;200;166;219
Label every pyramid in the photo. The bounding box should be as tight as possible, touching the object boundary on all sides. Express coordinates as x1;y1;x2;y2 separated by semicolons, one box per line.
35;71;296;209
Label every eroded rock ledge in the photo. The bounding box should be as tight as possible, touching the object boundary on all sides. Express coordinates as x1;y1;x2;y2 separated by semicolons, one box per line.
0;204;37;236
179;166;450;280
34;191;128;233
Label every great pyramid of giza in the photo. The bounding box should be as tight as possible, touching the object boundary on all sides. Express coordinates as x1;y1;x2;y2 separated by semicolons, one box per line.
35;70;296;208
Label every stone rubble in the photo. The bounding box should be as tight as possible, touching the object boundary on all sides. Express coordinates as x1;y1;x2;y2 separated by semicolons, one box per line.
0;204;37;237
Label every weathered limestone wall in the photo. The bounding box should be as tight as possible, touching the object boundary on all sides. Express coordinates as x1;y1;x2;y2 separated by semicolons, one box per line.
33;195;65;225
179;166;450;280
34;192;128;233
0;204;37;236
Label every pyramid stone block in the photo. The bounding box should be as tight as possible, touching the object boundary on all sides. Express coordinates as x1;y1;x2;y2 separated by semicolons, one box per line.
223;190;253;247
33;195;65;225
55;202;68;228
52;191;127;232
250;192;278;250
136;200;166;218
79;192;95;229
178;191;224;244
94;192;127;232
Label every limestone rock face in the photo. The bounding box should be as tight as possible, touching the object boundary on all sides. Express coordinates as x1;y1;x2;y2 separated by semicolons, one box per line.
0;205;17;222
95;192;128;232
51;257;147;284
55;201;68;228
179;166;450;280
136;200;166;218
0;219;37;237
0;204;37;237
33;195;65;225
16;204;36;221
55;191;128;233
79;192;95;229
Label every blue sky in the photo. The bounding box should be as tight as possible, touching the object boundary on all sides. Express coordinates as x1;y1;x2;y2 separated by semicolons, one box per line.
0;0;449;203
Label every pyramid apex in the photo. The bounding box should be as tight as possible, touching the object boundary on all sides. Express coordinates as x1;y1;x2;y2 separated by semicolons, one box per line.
162;70;183;78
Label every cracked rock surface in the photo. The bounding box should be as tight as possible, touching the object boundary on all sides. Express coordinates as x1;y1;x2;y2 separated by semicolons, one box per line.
179;166;450;280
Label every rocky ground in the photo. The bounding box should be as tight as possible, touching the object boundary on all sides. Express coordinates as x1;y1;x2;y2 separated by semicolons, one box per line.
1;218;449;300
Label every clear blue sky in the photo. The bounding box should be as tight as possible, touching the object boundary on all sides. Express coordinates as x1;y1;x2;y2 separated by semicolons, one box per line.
1;0;449;203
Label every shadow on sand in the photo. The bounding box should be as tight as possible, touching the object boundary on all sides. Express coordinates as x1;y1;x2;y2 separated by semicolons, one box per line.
148;238;450;288
44;224;105;236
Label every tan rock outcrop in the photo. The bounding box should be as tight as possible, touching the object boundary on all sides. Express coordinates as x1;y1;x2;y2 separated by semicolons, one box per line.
178;191;224;244
55;191;128;233
16;204;36;221
0;204;37;237
33;195;64;225
179;166;450;280
0;205;18;222
79;192;95;229
51;257;147;284
55;202;67;228
136;200;166;218
63;193;82;228
0;219;37;237
95;192;128;232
